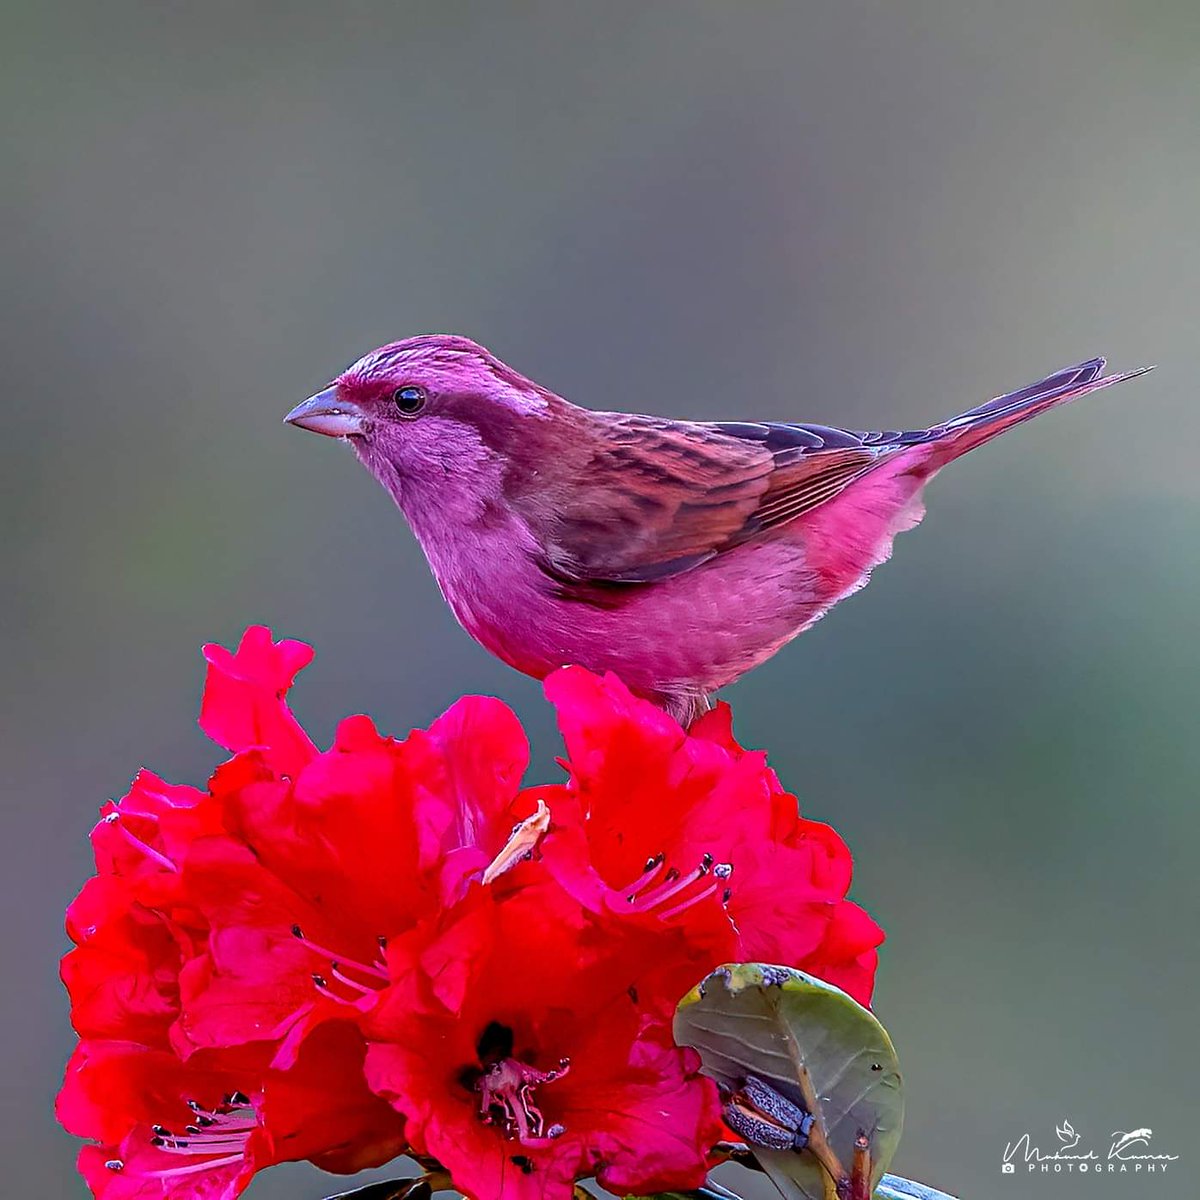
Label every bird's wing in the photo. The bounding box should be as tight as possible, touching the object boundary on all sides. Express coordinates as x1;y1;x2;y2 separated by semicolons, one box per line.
517;358;1143;592
525;414;902;588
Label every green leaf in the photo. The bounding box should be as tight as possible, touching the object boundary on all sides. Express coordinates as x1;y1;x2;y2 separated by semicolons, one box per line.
674;964;904;1200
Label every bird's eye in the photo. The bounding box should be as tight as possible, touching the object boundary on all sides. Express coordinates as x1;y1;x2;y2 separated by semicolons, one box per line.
392;385;427;416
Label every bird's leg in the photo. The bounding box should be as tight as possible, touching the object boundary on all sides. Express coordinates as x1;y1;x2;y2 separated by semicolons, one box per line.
664;690;714;728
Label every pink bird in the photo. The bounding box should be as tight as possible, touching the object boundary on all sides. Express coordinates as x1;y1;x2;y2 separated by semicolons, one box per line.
285;336;1149;723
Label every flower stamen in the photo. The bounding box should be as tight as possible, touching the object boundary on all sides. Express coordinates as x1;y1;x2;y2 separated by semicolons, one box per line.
291;924;389;985
310;973;366;1007
619;853;666;896
100;812;178;873
145;1152;245;1178
656;880;721;920
477;1056;570;1142
626;853;732;918
140;1096;258;1177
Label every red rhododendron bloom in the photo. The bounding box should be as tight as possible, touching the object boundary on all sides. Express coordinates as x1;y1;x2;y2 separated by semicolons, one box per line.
62;1025;405;1200
59;694;408;1197
60;626;882;1200
539;667;883;1006
364;881;725;1200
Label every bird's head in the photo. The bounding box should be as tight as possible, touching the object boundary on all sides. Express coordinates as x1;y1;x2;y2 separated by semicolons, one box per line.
285;334;559;512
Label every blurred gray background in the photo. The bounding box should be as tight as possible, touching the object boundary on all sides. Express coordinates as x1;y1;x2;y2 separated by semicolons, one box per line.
3;3;1197;1198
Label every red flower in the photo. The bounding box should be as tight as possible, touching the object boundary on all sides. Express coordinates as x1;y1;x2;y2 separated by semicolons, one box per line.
60;632;408;1198
363;883;725;1200
64;769;224;1048
176;696;538;1058
539;667;883;1006
198;626;316;777
61;626;883;1200
61;1024;405;1200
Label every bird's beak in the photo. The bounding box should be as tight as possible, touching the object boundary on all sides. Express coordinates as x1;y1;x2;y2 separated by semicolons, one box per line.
284;388;367;438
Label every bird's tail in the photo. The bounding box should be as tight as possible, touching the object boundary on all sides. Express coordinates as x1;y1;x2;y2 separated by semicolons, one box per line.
925;358;1152;467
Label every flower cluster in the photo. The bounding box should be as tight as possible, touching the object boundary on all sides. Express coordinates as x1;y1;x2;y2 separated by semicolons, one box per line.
59;627;882;1200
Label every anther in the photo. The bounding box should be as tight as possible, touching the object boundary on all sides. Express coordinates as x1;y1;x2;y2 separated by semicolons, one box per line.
227;1091;250;1107
312;974;328;988
547;1123;565;1138
713;862;733;879
104;1160;124;1172
291;924;303;938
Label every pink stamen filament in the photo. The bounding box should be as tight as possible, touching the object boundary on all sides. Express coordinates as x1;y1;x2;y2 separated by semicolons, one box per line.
310;973;368;1007
629;859;711;912
105;815;178;873
158;1121;257;1139
146;1153;245;1177
331;965;376;994
154;1133;250;1154
291;926;388;981
619;855;666;896
657;879;721;920
186;1100;253;1119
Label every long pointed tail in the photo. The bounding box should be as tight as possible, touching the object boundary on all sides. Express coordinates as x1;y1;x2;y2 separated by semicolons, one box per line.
926;357;1153;466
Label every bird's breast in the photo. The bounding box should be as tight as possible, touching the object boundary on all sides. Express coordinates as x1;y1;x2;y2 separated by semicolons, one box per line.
407;502;565;677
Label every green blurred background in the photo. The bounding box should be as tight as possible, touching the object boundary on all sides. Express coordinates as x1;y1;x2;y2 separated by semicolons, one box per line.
3;3;1197;1198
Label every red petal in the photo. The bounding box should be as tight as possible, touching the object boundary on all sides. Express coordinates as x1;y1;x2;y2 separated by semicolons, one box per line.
199;627;316;774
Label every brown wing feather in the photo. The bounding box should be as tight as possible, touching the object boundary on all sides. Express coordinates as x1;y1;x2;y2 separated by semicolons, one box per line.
536;416;773;584
521;413;891;591
748;448;880;531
